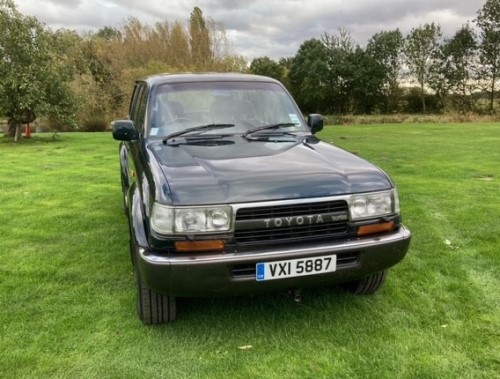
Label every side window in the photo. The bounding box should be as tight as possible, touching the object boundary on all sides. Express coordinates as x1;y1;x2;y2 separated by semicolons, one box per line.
135;87;149;135
129;83;143;121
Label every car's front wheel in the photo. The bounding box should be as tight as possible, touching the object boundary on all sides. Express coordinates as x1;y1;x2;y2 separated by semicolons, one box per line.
136;268;177;324
131;242;176;324
343;270;388;295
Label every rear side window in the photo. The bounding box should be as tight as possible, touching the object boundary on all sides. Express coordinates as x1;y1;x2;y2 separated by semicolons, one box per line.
129;83;144;121
128;83;149;135
134;87;149;135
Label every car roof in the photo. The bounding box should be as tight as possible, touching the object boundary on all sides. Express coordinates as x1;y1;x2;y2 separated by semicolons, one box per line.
140;73;281;86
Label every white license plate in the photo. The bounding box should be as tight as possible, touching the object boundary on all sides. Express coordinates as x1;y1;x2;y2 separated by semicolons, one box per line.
256;255;337;281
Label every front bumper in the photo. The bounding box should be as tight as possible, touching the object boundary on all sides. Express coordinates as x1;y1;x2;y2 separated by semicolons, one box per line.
138;225;411;297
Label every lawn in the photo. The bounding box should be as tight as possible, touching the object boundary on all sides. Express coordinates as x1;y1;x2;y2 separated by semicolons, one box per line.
0;124;499;378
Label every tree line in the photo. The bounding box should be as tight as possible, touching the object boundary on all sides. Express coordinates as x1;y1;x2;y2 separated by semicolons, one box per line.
250;0;500;115
1;0;500;139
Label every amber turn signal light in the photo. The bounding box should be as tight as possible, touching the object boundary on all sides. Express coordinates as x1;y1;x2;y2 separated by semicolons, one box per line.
357;221;395;237
175;240;225;252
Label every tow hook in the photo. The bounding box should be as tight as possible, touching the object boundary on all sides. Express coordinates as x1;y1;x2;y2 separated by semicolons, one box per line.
290;289;302;304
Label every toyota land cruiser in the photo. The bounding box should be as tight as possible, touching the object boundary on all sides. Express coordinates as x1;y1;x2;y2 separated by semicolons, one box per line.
112;73;411;324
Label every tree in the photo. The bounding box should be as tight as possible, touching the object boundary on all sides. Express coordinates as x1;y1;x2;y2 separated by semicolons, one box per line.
149;21;170;63
121;17;149;68
475;0;500;112
289;30;385;115
289;39;330;112
322;30;357;113
95;26;122;41
0;0;77;140
348;47;386;114
205;17;246;72
80;29;126;126
207;19;229;64
404;23;442;113
277;57;294;90
189;6;212;69
249;57;284;82
170;21;190;69
438;24;477;111
366;30;404;112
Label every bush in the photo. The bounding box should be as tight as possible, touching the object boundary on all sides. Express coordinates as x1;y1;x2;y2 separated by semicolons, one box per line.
46;118;73;132
81;118;108;132
322;113;500;125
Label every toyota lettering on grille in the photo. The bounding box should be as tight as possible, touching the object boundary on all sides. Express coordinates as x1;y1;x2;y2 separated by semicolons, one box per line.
263;213;348;228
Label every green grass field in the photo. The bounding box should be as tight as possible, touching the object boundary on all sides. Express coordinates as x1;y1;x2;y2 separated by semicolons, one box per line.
1;124;499;378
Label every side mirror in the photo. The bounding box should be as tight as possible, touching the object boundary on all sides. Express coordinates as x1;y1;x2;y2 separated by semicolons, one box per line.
112;120;139;141
307;114;324;134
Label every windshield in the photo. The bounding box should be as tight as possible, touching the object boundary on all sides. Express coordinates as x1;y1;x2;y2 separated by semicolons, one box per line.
147;81;307;138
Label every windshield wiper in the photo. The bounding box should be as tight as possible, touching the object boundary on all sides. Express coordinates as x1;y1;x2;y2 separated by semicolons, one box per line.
162;123;235;143
243;123;298;140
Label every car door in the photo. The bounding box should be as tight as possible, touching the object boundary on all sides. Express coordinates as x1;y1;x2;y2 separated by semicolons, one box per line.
121;82;148;209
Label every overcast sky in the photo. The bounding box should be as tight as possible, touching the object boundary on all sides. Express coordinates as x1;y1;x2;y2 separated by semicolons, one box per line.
16;0;485;60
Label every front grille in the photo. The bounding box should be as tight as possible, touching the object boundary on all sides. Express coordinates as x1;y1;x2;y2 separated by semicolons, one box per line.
235;200;349;245
236;201;348;220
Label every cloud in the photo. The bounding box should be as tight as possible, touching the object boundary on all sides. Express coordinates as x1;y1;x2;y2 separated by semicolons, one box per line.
15;0;485;60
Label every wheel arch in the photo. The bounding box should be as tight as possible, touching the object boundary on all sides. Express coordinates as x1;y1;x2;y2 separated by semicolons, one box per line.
128;183;149;262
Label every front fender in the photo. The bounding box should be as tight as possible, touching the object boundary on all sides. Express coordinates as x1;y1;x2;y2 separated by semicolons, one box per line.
119;144;130;184
129;183;149;248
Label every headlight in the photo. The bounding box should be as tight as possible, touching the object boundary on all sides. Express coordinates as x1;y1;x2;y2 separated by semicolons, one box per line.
349;190;399;220
151;203;232;235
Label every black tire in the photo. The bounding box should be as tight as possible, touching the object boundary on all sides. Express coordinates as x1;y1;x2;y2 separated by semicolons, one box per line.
136;268;177;324
130;240;176;324
344;270;388;295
